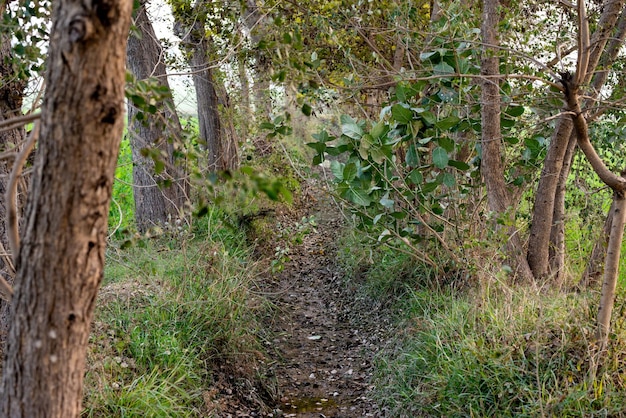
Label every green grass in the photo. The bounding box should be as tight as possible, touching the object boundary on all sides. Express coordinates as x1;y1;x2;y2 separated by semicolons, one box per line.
85;209;267;417
335;223;626;417
357;259;626;416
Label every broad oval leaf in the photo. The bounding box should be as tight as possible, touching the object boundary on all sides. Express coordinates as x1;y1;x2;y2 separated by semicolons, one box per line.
391;104;413;124
432;146;449;169
341;114;363;139
343;162;358;182
330;160;344;181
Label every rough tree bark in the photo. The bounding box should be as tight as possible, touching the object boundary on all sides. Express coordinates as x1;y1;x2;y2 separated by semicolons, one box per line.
127;1;188;232
480;0;534;282
0;0;132;416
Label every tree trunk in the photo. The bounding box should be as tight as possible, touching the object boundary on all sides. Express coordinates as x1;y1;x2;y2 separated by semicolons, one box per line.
127;1;188;232
528;0;626;281
527;118;573;280
595;192;626;351
563;6;626;287
0;1;132;416
189;30;223;170
548;132;577;283
480;0;533;282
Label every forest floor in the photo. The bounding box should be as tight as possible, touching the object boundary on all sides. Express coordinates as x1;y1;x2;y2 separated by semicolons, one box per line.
221;169;394;417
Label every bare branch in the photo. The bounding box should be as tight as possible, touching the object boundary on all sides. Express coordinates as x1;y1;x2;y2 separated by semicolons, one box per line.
0;112;40;133
576;0;590;85
6;121;39;265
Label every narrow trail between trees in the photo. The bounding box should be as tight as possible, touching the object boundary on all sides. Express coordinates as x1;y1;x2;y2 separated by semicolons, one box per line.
256;173;392;417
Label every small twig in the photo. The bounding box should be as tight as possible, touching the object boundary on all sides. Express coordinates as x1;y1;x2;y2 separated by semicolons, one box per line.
0;112;40;133
7;121;39;266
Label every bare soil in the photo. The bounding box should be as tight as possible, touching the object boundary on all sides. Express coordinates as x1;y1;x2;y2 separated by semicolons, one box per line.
221;173;394;417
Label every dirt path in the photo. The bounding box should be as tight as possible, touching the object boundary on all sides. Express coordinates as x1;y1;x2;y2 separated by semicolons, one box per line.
259;178;391;417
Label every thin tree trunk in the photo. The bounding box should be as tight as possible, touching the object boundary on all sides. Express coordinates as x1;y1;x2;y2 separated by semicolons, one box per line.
564;6;626;287
548;132;577;283
481;0;533;283
528;0;626;281
127;1;187;232
189;31;222;170
595;192;626;350
527;118;573;280
0;1;132;416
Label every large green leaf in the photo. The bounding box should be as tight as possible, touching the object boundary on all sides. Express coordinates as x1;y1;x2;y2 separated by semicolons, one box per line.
435;115;460;131
370;121;389;140
343;162;357;182
339;184;372;206
341;114;363;139
391;104;413;124
432;146;449;169
406;143;419;167
330;160;344;180
433;61;455;75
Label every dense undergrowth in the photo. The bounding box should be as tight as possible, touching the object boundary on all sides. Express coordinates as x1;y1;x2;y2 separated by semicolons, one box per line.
84;210;269;416
338;231;626;417
85;131;307;416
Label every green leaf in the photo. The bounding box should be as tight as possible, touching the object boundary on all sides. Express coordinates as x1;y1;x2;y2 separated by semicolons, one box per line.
432;147;449;169
505;105;525;117
406;143;419;167
330;160;344;180
435;115;460;131
260;122;275;130
437;136;455;152
370;121;388;139
302;103;313;116
312;129;332;142
359;134;373;159
306;142;326;153
343;162;357;182
380;196;395;208
408;169;423;185
391;104;413;124
441;172;455;187
449;159;470;170
341;115;363;139
396;84;406;102
433;61;455;75
370;147;386;164
420;51;439;62
343;185;372;206
420;111;436;126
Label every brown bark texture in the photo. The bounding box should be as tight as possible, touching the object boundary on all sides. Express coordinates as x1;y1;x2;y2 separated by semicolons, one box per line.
480;0;533;282
127;1;187;232
0;0;132;416
595;193;626;349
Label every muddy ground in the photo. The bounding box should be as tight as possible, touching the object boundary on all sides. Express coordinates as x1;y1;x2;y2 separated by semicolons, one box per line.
220;173;395;417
